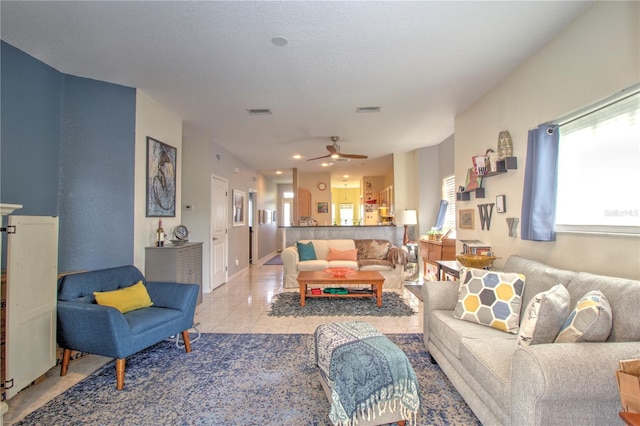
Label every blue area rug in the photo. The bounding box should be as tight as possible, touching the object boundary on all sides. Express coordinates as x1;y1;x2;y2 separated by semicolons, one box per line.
17;333;479;426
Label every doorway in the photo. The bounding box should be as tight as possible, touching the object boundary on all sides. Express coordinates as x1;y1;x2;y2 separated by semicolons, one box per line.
210;175;228;291
248;189;258;264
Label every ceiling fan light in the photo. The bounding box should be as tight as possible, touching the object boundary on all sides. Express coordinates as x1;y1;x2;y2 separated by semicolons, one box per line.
331;154;339;159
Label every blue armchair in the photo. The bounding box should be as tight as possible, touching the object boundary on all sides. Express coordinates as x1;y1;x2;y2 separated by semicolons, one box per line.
57;265;198;390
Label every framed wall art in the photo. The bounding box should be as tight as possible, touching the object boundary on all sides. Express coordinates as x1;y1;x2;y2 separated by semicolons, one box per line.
496;195;506;213
459;209;475;229
317;201;329;214
232;189;245;227
271;210;277;223
146;137;177;217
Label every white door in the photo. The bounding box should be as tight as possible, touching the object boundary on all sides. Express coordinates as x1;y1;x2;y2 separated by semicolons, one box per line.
210;176;228;290
6;215;58;399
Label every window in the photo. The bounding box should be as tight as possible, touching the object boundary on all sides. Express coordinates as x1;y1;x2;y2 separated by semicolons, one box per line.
442;175;457;230
556;88;640;234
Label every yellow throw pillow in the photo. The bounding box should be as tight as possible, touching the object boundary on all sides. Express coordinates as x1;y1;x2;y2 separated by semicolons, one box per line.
94;281;153;313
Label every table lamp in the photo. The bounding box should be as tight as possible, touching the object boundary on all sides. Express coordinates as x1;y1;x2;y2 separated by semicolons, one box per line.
396;209;417;246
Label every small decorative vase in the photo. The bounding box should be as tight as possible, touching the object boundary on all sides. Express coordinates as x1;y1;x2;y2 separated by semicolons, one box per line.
498;131;513;158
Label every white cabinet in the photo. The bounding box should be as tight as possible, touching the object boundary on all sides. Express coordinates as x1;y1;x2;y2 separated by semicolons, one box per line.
1;208;58;415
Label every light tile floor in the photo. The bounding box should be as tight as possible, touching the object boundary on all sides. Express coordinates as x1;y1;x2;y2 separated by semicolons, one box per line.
3;263;423;425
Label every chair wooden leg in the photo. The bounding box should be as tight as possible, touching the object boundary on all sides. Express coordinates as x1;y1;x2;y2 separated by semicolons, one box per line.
60;348;71;376
182;330;192;353
116;358;125;390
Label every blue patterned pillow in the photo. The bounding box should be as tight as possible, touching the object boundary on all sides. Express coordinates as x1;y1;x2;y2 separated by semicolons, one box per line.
555;290;612;343
297;241;317;261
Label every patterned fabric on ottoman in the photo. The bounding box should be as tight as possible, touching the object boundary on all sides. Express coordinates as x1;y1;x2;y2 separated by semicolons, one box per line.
314;321;420;426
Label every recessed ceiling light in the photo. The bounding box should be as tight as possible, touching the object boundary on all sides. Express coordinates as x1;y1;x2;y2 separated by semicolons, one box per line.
247;108;272;115
356;106;381;113
321;162;334;167
343;175;350;178
275;170;282;175
271;36;288;47
293;154;302;159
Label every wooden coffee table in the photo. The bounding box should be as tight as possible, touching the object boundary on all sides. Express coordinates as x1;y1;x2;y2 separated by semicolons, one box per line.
297;270;385;307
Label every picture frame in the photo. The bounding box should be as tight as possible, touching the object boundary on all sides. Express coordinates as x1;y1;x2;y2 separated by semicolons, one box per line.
271;210;277;223
496;195;506;213
232;189;245;227
146;137;177;217
317;201;329;214
459;209;475;229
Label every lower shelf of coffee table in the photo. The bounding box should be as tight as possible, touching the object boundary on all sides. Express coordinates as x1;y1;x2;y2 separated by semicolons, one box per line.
306;288;374;298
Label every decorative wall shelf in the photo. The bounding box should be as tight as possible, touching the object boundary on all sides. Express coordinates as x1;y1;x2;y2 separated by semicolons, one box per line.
456;157;517;201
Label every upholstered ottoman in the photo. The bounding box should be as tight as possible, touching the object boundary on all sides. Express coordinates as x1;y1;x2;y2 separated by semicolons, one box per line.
314;321;420;426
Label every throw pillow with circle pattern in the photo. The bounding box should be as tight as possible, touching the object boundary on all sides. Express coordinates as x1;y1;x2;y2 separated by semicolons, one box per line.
517;283;570;348
555;290;612;343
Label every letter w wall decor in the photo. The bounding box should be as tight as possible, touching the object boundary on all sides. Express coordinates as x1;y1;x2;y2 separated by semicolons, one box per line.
478;203;495;230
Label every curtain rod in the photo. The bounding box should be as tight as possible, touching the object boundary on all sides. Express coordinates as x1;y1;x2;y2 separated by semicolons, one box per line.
546;82;640;127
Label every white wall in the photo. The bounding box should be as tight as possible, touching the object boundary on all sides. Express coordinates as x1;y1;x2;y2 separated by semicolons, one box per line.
181;134;278;292
455;2;640;278
134;90;183;271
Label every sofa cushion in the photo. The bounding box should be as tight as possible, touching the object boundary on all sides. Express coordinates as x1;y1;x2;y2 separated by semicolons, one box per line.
94;280;153;313
502;255;577;321
517;284;571;348
305;240;355;260
430;310;509;359
459;336;516;414
327;260;358;269
359;259;393;270
555;290;612;343
297;241;317;261
298;260;330;271
125;306;183;335
326;247;358;261
454;268;526;334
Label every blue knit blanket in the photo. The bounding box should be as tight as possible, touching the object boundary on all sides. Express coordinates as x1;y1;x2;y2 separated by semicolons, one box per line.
314;321;421;425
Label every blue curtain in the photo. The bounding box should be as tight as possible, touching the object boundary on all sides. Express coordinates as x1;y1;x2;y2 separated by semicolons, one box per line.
521;124;560;241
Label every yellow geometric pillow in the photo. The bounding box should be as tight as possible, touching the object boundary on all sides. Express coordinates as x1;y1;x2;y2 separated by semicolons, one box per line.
94;280;153;313
453;268;526;333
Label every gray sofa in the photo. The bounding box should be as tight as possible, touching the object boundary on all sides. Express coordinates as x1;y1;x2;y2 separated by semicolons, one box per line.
422;255;640;426
281;239;405;289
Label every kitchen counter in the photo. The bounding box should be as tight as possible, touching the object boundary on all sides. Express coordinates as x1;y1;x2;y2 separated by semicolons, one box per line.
281;225;404;248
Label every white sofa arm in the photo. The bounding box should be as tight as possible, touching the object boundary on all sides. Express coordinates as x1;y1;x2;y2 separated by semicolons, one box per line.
281;246;299;271
511;341;640;425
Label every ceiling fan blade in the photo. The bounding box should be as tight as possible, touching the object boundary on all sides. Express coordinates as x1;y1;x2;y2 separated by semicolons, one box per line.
326;145;337;154
340;153;368;159
306;154;331;161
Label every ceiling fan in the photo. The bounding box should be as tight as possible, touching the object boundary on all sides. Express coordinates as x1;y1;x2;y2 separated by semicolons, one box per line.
307;136;368;161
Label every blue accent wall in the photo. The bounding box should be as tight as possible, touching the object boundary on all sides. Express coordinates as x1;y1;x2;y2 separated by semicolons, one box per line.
1;41;62;215
1;41;136;271
58;75;136;271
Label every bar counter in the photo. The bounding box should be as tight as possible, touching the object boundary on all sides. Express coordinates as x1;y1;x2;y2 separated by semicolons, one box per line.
281;225;404;248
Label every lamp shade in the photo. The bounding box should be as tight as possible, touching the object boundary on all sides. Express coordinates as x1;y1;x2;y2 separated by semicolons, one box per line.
396;209;417;226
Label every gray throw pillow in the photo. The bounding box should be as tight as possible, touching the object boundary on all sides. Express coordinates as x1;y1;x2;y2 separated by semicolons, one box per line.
516;283;570;348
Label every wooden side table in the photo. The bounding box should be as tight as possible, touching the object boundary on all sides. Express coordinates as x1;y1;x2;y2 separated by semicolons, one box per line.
435;260;462;281
620;412;640;426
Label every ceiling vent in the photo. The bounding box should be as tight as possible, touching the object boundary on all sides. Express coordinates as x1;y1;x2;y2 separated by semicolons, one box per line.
247;108;272;115
356;106;381;113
